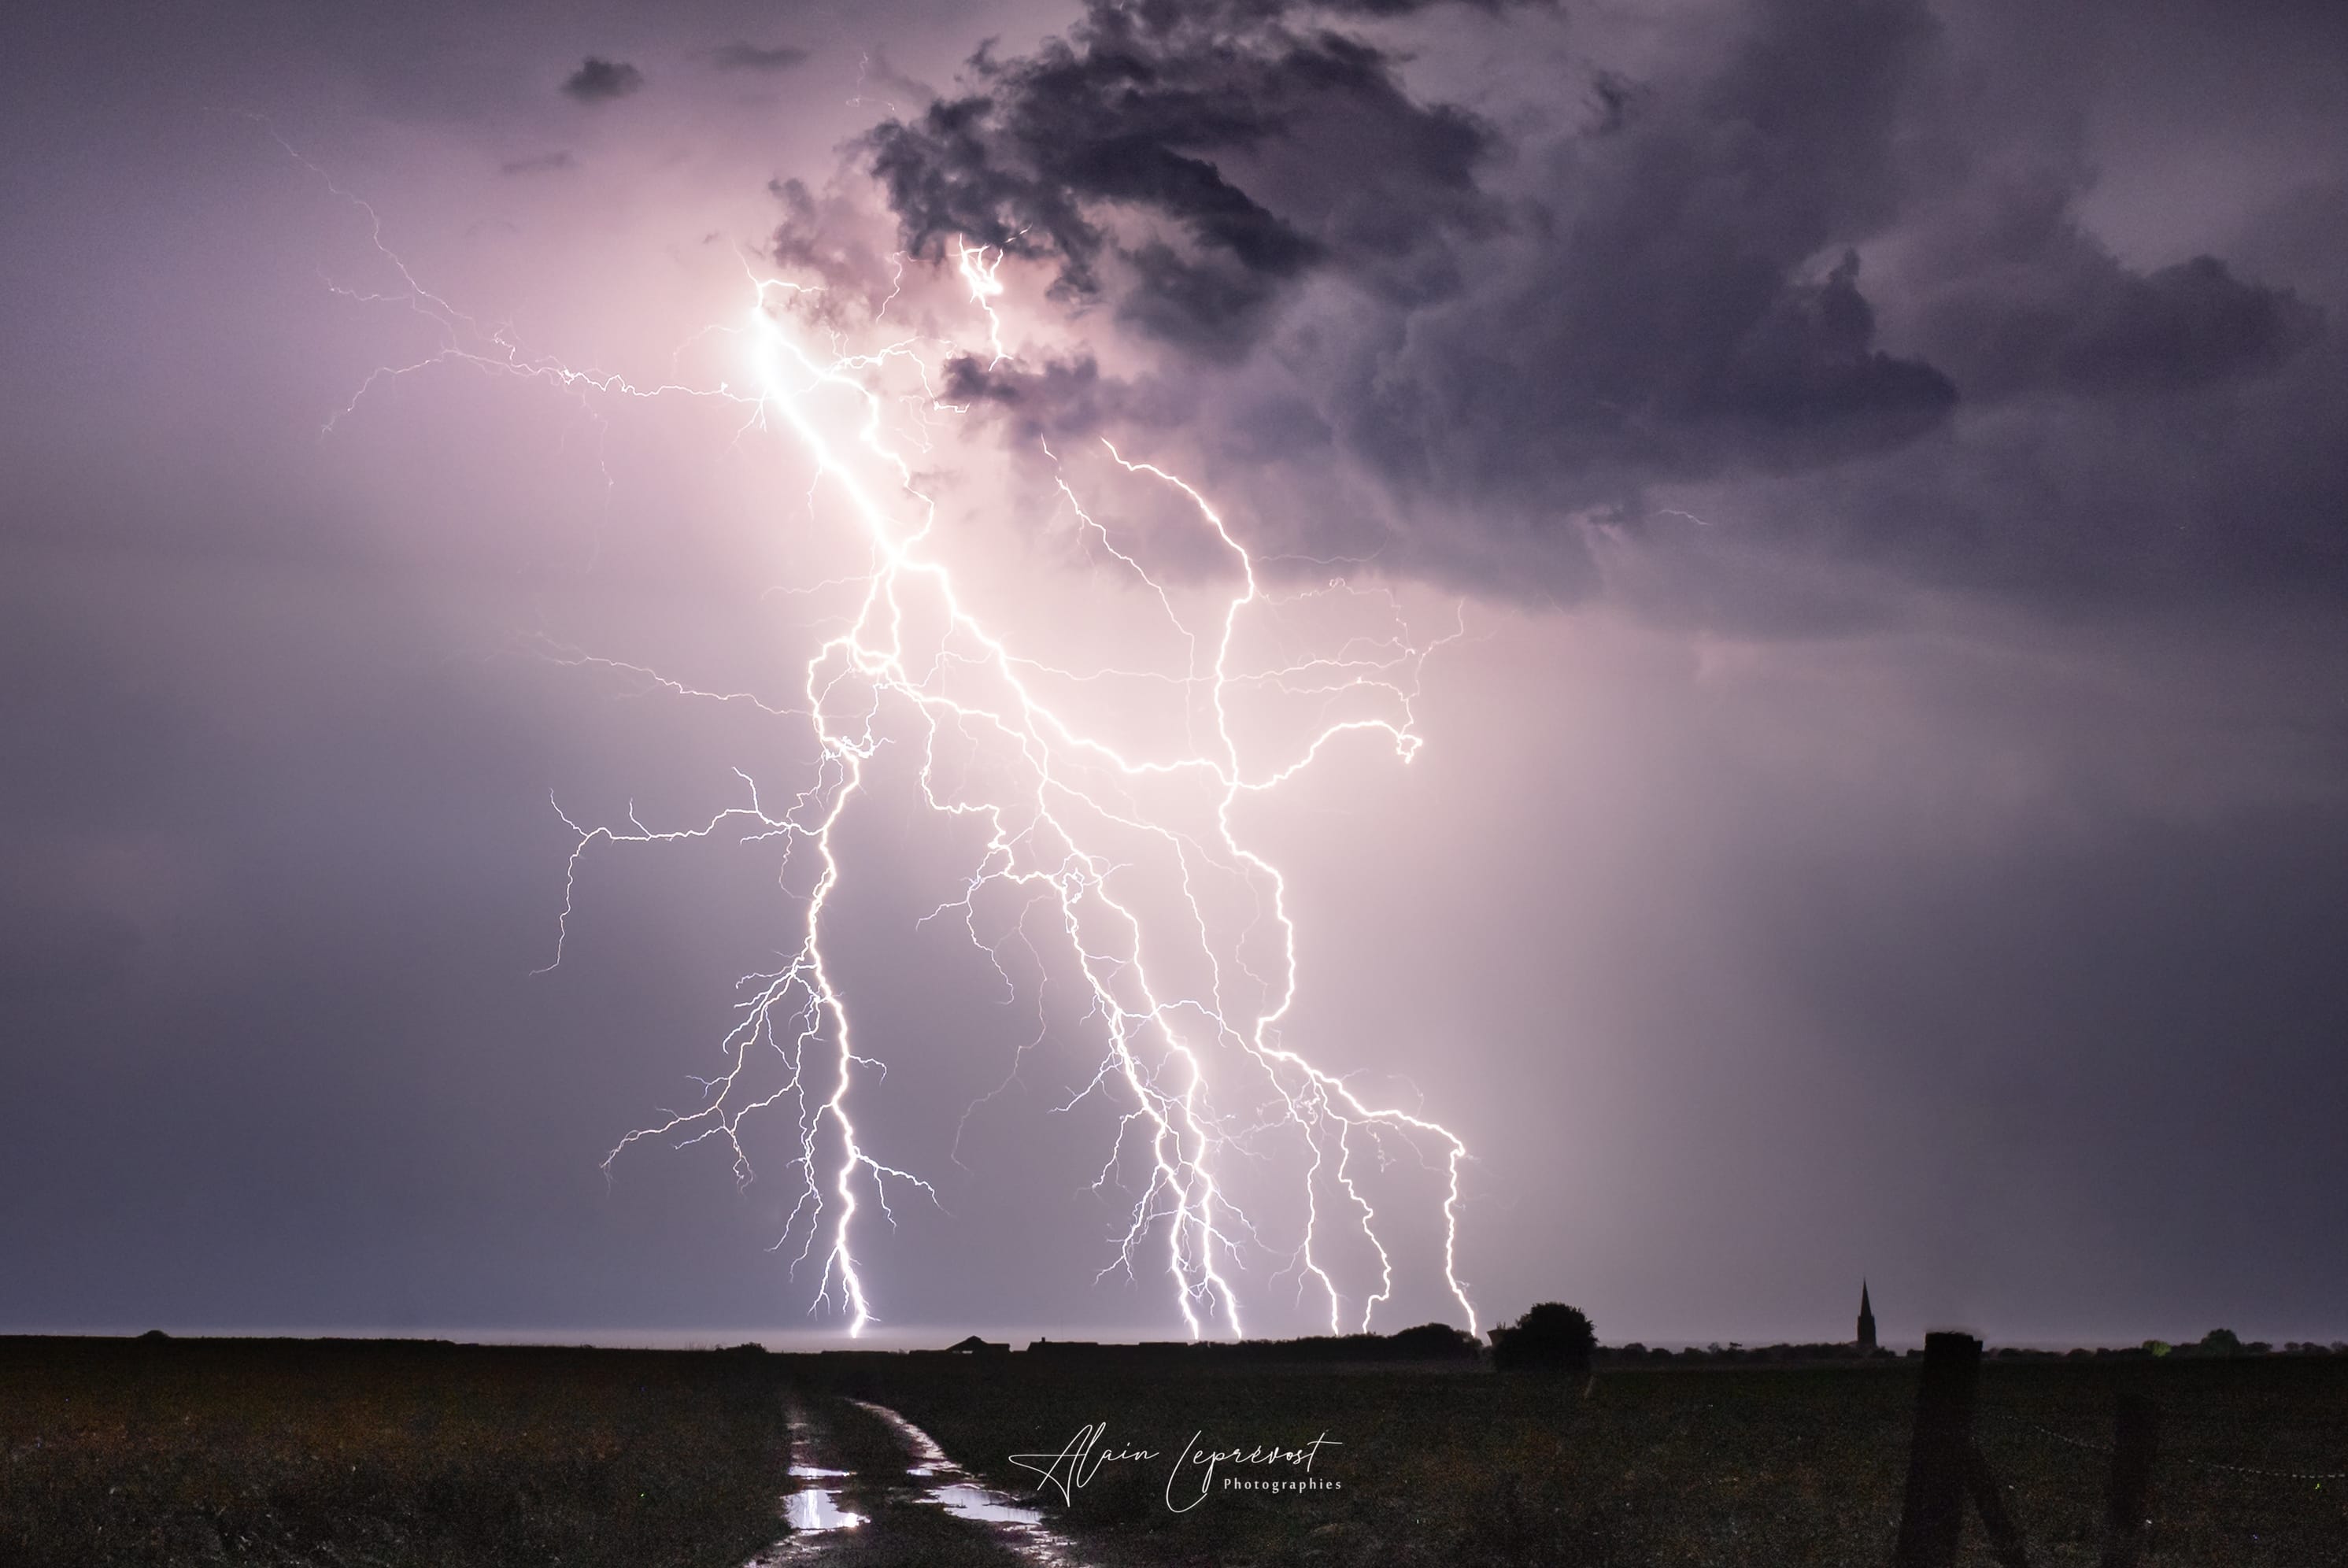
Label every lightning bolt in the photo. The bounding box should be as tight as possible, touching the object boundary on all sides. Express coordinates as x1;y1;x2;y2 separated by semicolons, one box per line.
298;142;1478;1341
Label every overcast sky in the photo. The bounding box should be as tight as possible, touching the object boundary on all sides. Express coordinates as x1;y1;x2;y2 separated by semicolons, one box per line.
5;0;2345;1349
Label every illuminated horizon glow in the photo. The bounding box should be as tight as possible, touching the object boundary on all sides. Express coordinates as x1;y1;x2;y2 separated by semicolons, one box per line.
304;138;1481;1339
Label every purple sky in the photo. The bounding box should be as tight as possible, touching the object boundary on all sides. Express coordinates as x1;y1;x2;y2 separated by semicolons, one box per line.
5;0;2346;1348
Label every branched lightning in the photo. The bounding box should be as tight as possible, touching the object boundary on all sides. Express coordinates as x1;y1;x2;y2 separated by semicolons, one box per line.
300;139;1477;1339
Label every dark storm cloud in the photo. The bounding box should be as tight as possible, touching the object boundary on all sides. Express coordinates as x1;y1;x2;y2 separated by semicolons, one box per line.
562;57;645;104
711;41;812;72
939;352;1178;443
1322;0;1972;502
1706;331;2348;607
863;0;1503;355
860;0;2345;608
867;0;1953;453
1909;214;2323;399
2236;180;2348;315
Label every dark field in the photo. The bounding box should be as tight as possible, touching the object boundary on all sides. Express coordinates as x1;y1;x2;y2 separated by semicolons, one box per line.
818;1351;2348;1566
6;1335;2344;1566
0;1336;790;1568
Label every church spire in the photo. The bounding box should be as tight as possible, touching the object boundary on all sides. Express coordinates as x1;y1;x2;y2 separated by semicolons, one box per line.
1856;1279;1877;1353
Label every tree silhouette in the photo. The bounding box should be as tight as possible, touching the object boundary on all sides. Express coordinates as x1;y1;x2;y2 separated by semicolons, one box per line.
1490;1302;1597;1375
1388;1322;1482;1360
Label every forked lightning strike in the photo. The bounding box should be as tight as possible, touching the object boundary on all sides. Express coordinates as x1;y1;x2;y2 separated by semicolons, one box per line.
306;142;1477;1339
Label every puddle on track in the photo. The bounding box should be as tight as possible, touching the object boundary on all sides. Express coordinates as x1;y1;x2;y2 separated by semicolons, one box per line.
781;1488;864;1532
747;1405;871;1559
752;1396;1087;1565
929;1481;1045;1526
850;1399;1086;1564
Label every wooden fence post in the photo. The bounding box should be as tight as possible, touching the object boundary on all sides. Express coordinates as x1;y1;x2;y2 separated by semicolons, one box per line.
1893;1332;1982;1568
2098;1392;2161;1568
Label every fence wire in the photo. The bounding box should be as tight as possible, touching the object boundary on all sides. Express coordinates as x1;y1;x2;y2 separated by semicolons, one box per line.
1981;1409;2347;1483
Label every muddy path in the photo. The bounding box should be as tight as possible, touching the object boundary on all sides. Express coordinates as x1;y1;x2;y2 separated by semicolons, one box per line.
750;1393;1088;1567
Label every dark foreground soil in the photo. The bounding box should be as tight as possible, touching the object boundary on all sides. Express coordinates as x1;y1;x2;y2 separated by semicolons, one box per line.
0;1335;791;1568
812;1351;2348;1568
6;1335;2343;1567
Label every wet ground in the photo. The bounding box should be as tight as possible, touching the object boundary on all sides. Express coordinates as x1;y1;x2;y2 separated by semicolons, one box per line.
752;1395;1086;1567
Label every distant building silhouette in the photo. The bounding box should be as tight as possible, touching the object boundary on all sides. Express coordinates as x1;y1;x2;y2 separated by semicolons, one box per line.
946;1333;1009;1354
1857;1281;1877;1353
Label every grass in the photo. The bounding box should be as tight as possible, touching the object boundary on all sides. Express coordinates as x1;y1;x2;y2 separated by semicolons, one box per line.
0;1335;791;1568
6;1335;2342;1567
808;1351;2348;1566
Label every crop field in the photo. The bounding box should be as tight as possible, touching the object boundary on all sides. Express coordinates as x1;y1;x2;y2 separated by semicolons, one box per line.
4;1336;2342;1567
806;1351;2348;1567
0;1336;789;1568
